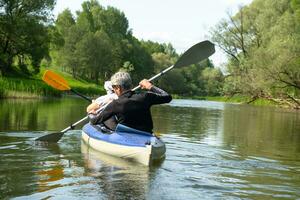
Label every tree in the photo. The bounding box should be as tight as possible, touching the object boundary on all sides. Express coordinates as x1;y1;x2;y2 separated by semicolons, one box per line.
201;68;224;96
0;0;55;75
141;40;165;55
58;25;86;78
151;52;174;73
75;31;114;83
124;36;154;84
56;9;75;36
158;70;189;94
211;0;300;108
52;0;133;81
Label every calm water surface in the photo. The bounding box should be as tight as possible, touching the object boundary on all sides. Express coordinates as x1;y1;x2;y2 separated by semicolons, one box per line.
0;98;300;199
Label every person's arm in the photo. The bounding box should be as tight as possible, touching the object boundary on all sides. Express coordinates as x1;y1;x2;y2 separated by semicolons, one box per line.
89;101;115;125
86;101;100;114
87;94;116;114
139;79;172;104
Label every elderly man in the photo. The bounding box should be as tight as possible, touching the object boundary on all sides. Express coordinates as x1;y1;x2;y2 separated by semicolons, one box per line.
89;71;172;132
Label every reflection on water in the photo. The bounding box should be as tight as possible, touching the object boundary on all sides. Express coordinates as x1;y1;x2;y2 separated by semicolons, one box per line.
81;141;162;200
0;98;88;131
0;98;300;199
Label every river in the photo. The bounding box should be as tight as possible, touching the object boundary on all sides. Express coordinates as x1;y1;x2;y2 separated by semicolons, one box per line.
0;98;299;199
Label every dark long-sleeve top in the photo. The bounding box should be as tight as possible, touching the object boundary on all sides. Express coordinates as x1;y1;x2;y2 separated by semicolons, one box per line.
90;86;172;132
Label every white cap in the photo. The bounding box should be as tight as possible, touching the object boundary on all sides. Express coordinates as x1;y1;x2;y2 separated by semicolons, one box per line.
104;81;114;94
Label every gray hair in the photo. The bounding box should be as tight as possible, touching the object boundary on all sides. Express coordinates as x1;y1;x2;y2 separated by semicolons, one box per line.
110;72;132;90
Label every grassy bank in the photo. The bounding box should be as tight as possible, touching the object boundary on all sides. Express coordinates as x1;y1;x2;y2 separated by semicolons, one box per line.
43;70;105;96
204;96;276;106
0;70;104;99
0;77;61;98
173;95;277;106
0;68;283;107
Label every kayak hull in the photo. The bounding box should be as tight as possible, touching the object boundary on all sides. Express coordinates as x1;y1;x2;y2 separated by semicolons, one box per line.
81;123;166;166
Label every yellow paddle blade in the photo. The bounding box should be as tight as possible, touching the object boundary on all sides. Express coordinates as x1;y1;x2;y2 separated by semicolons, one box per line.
42;70;71;91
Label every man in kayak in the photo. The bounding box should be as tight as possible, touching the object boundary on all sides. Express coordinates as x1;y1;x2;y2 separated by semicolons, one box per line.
89;71;172;132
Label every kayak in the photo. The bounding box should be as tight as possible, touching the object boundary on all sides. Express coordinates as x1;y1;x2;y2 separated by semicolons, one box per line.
81;123;166;166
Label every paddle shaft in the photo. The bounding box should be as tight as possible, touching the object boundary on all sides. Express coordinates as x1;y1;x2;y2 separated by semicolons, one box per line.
132;65;174;91
61;116;89;133
70;89;92;102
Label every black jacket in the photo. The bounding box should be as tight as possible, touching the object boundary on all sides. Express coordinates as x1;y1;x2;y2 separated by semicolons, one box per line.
90;86;172;132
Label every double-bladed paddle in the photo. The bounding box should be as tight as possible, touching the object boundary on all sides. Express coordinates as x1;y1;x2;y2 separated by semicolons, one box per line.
35;40;215;142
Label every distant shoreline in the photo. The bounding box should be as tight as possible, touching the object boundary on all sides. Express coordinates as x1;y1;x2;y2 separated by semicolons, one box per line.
1;76;298;110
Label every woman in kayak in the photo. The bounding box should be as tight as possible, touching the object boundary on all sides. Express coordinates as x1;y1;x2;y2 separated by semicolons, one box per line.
87;81;118;114
89;71;172;133
87;81;118;130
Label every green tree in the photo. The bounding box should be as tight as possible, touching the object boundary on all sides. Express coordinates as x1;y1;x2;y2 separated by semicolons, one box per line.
201;67;224;96
56;9;75;36
0;0;55;75
75;31;114;83
211;0;300;108
59;25;86;77
53;0;133;81
151;52;174;73
124;36;154;84
141;40;165;55
158;70;189;94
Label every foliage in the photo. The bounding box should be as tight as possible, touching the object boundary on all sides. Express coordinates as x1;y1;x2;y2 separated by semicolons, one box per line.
210;0;300;108
52;0;128;82
141;40;166;55
0;0;224;98
0;70;104;98
201;68;224;96
0;77;61;97
0;0;55;75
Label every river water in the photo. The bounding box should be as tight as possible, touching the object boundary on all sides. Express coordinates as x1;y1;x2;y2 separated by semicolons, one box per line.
0;98;299;199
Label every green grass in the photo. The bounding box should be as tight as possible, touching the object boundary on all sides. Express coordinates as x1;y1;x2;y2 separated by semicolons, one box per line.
49;70;105;96
204;96;250;103
250;98;277;106
0;77;61;98
0;69;105;98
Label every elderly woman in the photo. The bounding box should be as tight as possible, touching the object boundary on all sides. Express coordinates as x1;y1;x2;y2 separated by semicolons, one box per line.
86;81;118;114
89;71;172;132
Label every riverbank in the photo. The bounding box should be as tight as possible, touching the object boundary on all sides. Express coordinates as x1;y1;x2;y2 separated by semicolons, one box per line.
0;70;104;99
0;73;294;109
172;95;278;107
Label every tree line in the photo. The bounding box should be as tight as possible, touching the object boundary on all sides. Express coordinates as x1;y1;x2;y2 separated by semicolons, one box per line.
1;0;299;107
48;0;222;96
0;0;222;97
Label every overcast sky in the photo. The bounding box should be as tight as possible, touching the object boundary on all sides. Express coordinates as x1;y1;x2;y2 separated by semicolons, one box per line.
53;0;253;67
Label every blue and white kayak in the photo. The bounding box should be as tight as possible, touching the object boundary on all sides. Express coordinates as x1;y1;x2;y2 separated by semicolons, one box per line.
81;123;166;166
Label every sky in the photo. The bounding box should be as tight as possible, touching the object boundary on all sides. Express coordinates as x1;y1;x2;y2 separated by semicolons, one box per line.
53;0;253;67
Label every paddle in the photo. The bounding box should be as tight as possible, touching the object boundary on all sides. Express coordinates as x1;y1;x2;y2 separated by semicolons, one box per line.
42;70;92;102
35;40;215;143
